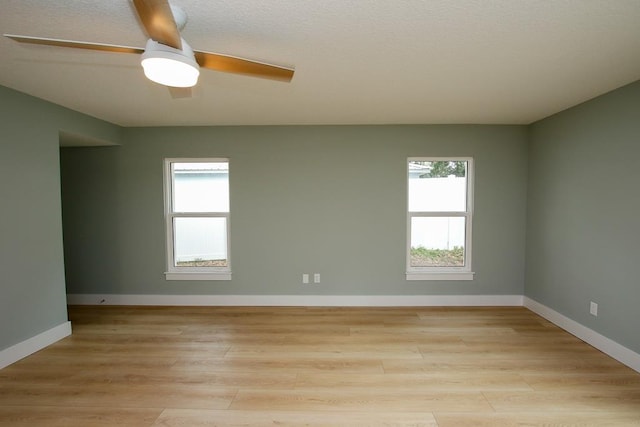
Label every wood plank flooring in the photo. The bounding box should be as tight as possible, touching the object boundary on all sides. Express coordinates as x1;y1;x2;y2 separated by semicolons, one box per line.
1;306;639;426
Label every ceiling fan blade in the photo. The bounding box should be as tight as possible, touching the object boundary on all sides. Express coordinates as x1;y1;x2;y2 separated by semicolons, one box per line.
132;0;181;50
4;34;144;54
194;50;294;82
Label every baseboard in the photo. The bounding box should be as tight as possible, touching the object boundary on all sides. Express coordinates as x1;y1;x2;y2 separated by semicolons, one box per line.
0;321;72;370
67;293;523;307
524;297;640;373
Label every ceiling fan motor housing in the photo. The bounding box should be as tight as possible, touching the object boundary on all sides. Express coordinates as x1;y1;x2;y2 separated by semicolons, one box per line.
140;38;200;87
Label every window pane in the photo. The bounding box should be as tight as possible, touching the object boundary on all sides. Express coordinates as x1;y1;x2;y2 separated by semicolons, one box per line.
410;216;465;267
408;161;467;212
174;217;228;267
172;162;229;213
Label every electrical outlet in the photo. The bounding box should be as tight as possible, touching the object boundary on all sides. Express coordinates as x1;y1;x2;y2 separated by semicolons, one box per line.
314;273;321;283
302;274;309;284
590;301;598;316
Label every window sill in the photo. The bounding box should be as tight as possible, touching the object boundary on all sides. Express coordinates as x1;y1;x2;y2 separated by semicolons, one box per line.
165;272;231;281
406;271;474;281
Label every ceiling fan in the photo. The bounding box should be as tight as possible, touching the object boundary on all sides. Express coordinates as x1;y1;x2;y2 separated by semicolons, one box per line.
4;0;294;94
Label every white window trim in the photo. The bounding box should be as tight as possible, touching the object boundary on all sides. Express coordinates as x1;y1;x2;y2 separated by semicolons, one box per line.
165;271;231;281
163;158;231;281
406;157;474;281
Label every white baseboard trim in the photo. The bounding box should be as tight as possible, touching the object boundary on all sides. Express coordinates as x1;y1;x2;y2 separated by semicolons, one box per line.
67;294;523;307
524;297;640;373
0;321;72;370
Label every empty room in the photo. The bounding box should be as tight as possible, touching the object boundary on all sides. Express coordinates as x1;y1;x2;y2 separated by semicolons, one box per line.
1;1;639;426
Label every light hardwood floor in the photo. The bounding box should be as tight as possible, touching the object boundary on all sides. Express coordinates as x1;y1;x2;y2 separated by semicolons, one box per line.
1;306;639;426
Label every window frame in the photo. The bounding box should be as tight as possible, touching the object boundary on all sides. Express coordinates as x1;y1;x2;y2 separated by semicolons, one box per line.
163;158;231;281
406;157;474;281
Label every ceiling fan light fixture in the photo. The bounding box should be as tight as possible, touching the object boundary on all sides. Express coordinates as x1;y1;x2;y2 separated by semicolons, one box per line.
141;38;199;88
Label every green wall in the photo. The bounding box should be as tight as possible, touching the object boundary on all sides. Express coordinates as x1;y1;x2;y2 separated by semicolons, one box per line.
5;78;639;360
0;85;120;351
526;81;640;354
61;125;528;296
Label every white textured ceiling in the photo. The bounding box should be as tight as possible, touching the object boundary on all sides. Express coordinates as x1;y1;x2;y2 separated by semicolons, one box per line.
1;0;639;127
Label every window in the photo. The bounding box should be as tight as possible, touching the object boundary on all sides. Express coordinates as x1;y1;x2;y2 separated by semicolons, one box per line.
407;158;474;280
164;159;230;280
